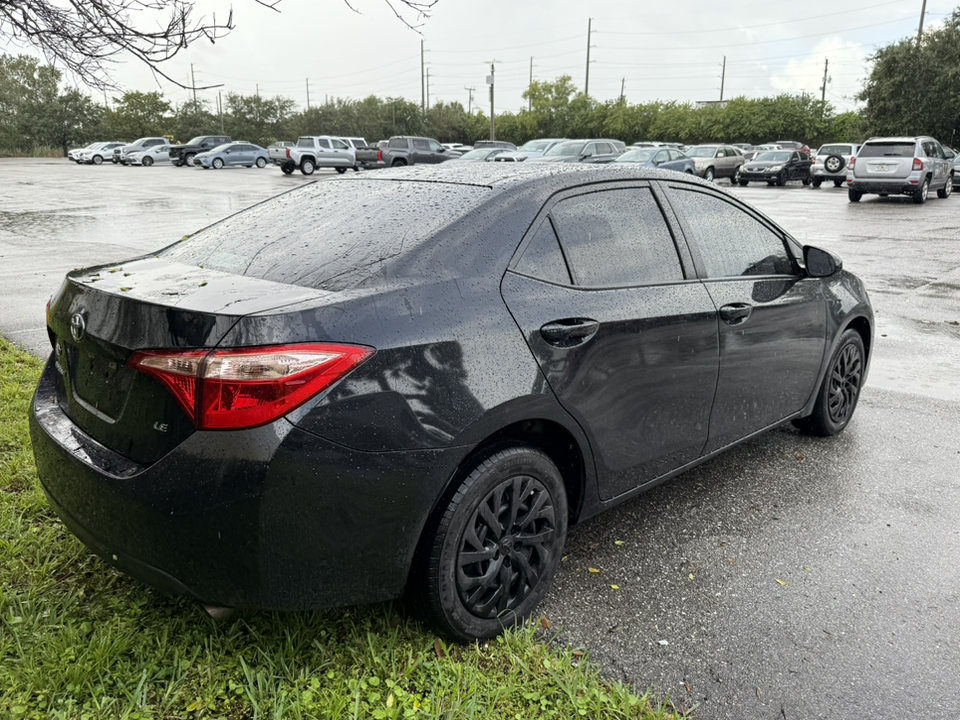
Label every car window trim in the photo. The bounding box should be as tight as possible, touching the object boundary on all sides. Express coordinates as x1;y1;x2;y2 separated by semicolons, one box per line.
659;180;800;280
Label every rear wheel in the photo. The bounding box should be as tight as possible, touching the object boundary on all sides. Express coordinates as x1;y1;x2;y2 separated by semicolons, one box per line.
281;162;295;175
738;179;749;186
255;157;267;169
212;158;224;169
913;178;929;204
812;178;823;188
336;167;347;174
833;179;844;188
392;159;407;167
793;329;865;436
409;446;568;643
848;188;862;202
776;171;787;187
937;176;952;199
142;156;154;167
300;158;316;175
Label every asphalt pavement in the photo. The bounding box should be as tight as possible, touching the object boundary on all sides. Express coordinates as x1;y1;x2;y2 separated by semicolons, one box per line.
2;158;959;719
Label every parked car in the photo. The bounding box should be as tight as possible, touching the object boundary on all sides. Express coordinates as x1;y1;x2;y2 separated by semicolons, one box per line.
614;147;695;174
77;142;126;165
195;142;269;169
279;136;356;175
472;140;518;151
811;143;861;188
946;147;960;189
685;144;745;182
68;142;104;162
527;139;622;164
114;137;169;165
31;163;873;643
127;144;173;167
454;147;514;162
379;136;460;167
513;138;567;160
168;135;232;167
775;140;812;156
738;150;812;186
442;143;473;154
847;136;953;204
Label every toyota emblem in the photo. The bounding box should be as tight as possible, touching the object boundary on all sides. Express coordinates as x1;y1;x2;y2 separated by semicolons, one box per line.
70;313;86;341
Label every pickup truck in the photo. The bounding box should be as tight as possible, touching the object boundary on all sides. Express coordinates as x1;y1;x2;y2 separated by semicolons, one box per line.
379;136;460;167
278;136;356;175
168;135;231;166
267;141;295;167
356;144;386;169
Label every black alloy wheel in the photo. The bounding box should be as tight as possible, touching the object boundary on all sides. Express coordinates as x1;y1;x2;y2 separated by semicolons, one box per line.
411;446;568;642
794;329;865;436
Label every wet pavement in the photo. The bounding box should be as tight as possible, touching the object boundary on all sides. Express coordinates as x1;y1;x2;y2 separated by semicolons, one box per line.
2;159;959;719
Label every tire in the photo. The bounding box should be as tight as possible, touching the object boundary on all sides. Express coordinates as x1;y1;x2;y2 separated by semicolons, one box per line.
731;168;741;185
776;171;786;187
392;159;407;167
142;156;154;167
812;178;822;188
738;179;748;186
937;176;952;199
848;188;862;202
212;158;224;169
300;158;316;175
92;155;103;166
802;176;810;186
183;152;195;167
913;178;929;204
766;180;776;186
255;157;267;169
409;446;568;643
793;329;865;437
824;155;845;173
833;179;843;188
336;167;347;174
281;162;295;175
703;167;715;182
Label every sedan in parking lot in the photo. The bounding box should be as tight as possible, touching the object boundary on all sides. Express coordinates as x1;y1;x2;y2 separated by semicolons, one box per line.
31;164;873;644
738;150;812;186
127;144;174;167
614;147;695;174
453;147;514;162
195;142;270;169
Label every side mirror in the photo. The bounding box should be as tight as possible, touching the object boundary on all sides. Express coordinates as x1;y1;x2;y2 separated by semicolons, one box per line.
804;245;842;277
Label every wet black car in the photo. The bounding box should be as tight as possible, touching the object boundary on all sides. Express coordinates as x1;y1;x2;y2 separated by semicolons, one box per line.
30;164;873;642
739;150;812;186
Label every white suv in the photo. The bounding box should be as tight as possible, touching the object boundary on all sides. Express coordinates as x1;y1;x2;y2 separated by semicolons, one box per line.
847;136;953;204
811;143;859;188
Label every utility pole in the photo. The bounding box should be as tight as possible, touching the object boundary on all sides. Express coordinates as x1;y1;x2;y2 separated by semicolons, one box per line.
306;78;310;110
620;77;625;102
585;18;593;96
421;39;426;114
190;63;197;104
528;57;534;112
719;55;726;101
820;58;829;103
918;0;928;43
256;83;260;98
464;86;475;114
218;91;224;132
426;68;431;111
486;62;497;140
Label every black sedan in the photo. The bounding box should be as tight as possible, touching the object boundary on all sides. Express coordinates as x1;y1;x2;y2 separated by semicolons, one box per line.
738;150;812;186
30;164;873;643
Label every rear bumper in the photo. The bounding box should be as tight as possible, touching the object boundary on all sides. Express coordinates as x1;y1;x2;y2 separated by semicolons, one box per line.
30;360;465;611
848;179;918;195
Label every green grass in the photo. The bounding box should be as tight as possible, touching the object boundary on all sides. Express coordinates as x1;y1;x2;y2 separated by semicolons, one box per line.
0;146;63;158
0;337;684;719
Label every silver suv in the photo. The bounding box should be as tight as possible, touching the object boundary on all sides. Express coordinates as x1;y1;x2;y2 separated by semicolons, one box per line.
847;136;953;204
811;143;859;188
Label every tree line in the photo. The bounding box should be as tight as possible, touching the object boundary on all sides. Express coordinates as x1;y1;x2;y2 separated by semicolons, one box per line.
6;8;960;158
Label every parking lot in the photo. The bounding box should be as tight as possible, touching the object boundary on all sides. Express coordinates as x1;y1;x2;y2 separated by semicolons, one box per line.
2;158;959;719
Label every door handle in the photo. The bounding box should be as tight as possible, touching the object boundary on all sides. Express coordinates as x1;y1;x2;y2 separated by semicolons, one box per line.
540;318;600;347
719;303;753;325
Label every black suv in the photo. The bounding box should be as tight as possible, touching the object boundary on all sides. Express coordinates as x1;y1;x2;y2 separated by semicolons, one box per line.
168;135;231;167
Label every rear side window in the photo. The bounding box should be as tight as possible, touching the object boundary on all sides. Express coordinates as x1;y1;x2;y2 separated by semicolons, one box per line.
668;188;794;279
296;138;313;147
550;188;684;287
859;142;916;158
515;219;571;285
159;181;490;292
388;137;406;148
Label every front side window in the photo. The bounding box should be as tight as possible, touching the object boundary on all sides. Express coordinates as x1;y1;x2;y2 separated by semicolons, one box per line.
549;188;683;287
332;139;348;149
668;188;794;279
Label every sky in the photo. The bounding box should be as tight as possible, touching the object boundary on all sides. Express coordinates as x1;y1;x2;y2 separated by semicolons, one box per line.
2;0;954;115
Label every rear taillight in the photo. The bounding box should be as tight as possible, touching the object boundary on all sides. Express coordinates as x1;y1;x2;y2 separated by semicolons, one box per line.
377;149;383;162
131;344;374;430
913;158;924;171
286;148;291;158
848;157;856;169
812;156;817;164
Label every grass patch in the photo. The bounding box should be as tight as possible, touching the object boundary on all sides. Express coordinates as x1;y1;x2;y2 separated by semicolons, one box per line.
0;337;684;719
0;146;63;158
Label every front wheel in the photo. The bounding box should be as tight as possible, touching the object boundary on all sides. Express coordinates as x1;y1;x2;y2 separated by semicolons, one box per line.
212;158;224;169
703;167;715;182
937;176;953;199
409;446;568;643
183;152;195;167
142;156;154;167
776;171;786;187
336;167;347;174
731;168;741;185
913;178;929;204
738;179;749;186
255;157;267;169
92;155;103;166
793;330;865;436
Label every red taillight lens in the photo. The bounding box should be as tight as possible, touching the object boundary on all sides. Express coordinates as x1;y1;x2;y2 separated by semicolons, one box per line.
377;149;383;162
131;344;374;430
913;157;923;171
848;157;856;169
285;148;291;158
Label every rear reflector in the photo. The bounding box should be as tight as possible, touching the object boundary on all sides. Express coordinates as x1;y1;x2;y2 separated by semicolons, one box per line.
131;344;374;430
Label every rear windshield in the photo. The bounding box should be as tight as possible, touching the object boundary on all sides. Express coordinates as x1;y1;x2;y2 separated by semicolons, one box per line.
860;142;915;158
818;144;852;155
158;180;489;292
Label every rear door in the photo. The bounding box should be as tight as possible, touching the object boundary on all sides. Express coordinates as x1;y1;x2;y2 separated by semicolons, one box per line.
662;182;826;453
501;182;719;499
